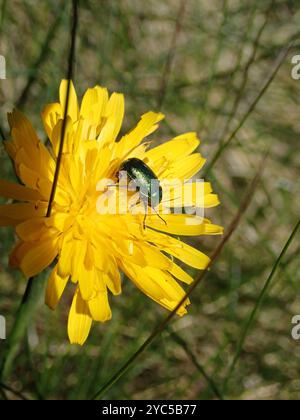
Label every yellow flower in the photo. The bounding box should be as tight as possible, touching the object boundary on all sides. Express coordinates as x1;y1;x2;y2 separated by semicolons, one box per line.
0;80;222;345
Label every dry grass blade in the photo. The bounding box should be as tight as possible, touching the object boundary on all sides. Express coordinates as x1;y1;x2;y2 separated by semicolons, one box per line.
157;0;186;110
91;152;269;400
0;0;79;382
0;125;5;141
46;0;78;216
216;0;274;143
16;3;67;109
222;217;300;394
167;327;224;400
204;42;291;176
0;0;7;37
0;382;29;400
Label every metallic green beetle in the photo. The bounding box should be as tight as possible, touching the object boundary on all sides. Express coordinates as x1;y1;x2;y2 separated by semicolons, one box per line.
118;158;166;228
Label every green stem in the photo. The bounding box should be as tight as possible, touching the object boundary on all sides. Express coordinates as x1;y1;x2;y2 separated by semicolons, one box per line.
0;0;7;38
16;2;67;109
203;42;291;177
167;327;224;400
222;218;300;394
0;276;45;380
0;381;29;400
0;0;79;383
91;156;266;400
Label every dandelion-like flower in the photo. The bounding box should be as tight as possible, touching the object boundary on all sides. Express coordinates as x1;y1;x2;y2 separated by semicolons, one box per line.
0;81;222;344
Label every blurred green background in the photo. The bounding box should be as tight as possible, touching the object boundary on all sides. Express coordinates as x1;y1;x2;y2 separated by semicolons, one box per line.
0;0;300;400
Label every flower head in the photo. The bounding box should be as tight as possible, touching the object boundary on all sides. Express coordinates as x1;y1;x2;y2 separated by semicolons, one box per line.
0;80;222;344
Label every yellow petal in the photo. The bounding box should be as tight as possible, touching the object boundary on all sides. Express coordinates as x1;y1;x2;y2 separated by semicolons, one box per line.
12;130;48;176
163;238;210;270
9;241;32;268
144;214;212;236
0;216;18;227
57;232;73;278
145;132;199;163
152;215;223;236
17;163;39;190
139;243;172;270
16;218;49;241
84;242;95;271
45;265;68;310
16;214;69;242
87;289;112;322
169;262;194;285
67;288;92;345
8;109;39;147
59;79;78;122
80;86;108;129
18;163;52;197
41;102;62;139
50;116;74;155
20;237;59;278
121;262;189;316
104;263;122;295
0;202;47;220
71;240;94;300
97;92;124;145
79;266;95;301
131;227;210;270
7;112;54;183
4;140;17;159
114;238;147;267
160;153;206;179
114;111;164;159
161;181;220;208
128;214;222;237
0;179;44;202
202;194;220;208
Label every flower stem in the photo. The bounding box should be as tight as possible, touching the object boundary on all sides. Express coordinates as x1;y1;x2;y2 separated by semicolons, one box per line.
222;217;300;394
0;0;79;382
0;277;45;380
91;154;267;400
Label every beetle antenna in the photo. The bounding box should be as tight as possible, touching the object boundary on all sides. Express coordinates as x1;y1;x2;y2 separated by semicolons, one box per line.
160;195;181;204
107;184;128;189
142;200;148;229
141;203;167;229
152;206;167;226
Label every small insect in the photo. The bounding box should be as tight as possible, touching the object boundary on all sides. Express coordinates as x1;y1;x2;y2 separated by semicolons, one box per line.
118;158;167;229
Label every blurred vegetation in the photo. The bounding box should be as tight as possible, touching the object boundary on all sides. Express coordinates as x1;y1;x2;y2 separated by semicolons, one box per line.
0;0;300;400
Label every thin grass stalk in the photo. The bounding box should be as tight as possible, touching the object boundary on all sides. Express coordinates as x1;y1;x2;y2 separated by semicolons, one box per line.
203;42;291;176
204;2;257;134
157;0;186;110
0;381;29;400
0;0;79;381
167;327;224;400
91;153;268;400
0;0;7;38
215;0;274;144
0;125;5;140
199;0;228;130
222;218;300;394
17;2;68;109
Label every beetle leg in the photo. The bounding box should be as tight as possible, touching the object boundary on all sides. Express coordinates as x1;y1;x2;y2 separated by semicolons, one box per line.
134;198;148;230
152;206;167;226
142;200;148;229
